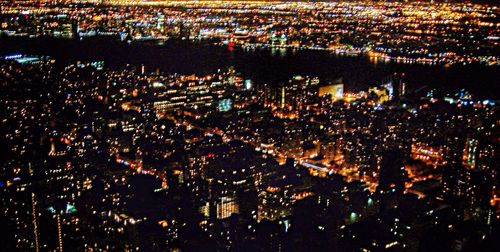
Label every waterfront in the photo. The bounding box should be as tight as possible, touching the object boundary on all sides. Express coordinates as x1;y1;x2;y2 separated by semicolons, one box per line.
0;37;498;99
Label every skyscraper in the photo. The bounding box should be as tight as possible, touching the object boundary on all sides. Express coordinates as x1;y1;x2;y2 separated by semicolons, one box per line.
377;148;406;211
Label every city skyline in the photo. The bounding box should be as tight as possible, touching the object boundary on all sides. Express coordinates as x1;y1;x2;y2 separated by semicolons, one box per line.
0;1;498;251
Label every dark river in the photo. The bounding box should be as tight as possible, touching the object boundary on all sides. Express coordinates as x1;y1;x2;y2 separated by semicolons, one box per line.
0;37;498;99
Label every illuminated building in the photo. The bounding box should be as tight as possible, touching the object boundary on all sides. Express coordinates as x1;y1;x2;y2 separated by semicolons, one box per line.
245;79;252;90
381;76;394;100
1;179;38;250
319;83;344;102
382;73;406;100
368;86;389;104
397;78;406;98
217;98;232;112
151;80;213;111
216;196;239;220
462;137;478;169
2;54;50;65
411;143;445;167
281;85;286;108
258;186;290;222
343;91;367;103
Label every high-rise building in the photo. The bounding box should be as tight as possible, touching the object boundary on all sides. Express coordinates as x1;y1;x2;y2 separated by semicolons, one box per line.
462;137;478;169
216;196;239;220
377;148;406;211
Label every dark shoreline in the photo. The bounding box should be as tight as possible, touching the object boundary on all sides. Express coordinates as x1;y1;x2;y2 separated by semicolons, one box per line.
1;36;498;99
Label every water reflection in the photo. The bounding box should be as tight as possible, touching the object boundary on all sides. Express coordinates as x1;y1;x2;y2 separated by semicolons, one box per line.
0;37;497;98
